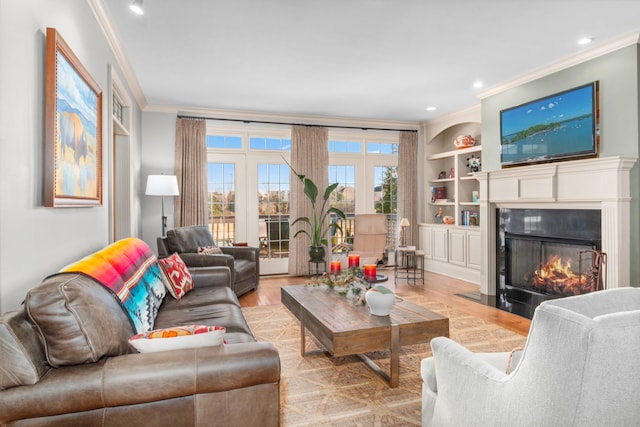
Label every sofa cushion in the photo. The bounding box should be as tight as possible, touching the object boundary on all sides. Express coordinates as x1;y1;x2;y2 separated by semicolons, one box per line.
0;309;49;390
158;253;194;300
25;273;134;368
166;225;215;254
128;325;225;353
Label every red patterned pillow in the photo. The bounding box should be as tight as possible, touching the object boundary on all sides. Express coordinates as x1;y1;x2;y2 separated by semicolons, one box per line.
158;253;194;300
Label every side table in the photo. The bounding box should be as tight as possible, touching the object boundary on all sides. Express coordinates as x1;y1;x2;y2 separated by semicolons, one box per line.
394;246;425;285
308;260;327;277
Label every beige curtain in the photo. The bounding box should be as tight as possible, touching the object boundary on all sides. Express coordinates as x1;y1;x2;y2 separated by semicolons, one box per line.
397;131;419;246
289;125;329;276
174;118;207;227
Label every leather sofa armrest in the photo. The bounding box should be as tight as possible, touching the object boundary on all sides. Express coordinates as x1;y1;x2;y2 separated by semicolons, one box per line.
220;246;260;262
189;266;232;289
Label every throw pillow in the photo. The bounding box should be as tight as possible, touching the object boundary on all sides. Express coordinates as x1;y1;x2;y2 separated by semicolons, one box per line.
198;245;223;255
128;325;225;353
158;253;194;300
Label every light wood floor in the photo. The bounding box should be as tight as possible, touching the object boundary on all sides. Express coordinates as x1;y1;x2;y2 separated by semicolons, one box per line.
239;268;531;336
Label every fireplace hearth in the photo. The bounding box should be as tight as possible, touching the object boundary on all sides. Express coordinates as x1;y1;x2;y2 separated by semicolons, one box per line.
497;208;602;318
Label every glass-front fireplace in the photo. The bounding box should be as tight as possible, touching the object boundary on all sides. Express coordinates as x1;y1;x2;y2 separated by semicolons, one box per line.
497;208;604;318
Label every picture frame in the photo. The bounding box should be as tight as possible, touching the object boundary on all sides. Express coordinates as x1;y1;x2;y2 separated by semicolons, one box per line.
45;27;102;207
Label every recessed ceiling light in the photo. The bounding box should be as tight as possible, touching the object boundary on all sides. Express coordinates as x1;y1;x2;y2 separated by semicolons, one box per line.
578;37;593;45
473;81;484;89
426;106;437;111
130;0;144;15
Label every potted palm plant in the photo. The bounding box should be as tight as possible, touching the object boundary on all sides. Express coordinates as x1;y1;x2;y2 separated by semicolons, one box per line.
287;160;346;263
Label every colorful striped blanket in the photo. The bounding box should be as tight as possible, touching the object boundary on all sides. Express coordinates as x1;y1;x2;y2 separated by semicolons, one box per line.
61;237;166;333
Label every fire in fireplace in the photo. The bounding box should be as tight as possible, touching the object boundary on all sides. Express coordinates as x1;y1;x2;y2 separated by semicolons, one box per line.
497;208;602;318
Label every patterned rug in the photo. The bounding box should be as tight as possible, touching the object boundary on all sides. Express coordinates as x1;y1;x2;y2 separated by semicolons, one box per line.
242;294;527;426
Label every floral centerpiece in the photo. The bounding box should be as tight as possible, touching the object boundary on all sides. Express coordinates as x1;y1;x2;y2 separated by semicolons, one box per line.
306;267;393;308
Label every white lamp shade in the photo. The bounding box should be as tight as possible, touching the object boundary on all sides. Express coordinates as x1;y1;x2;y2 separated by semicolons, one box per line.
145;175;179;196
399;218;410;227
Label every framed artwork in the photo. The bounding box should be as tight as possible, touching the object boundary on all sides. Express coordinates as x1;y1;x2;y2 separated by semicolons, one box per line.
45;27;102;207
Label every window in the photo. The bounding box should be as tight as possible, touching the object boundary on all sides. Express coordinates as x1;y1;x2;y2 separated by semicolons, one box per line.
367;142;398;154
328;165;356;246
206;135;242;149
374;166;398;214
207;162;235;245
250;137;291;151
329;140;361;153
258;163;290;259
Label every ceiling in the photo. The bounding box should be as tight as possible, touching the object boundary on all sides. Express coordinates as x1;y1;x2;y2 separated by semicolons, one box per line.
103;0;640;123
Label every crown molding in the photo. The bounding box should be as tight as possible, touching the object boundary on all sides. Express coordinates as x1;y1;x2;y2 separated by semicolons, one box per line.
420;103;481;128
88;0;147;109
144;104;421;132
477;30;640;100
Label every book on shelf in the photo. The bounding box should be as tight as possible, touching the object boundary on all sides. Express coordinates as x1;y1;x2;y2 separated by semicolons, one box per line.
431;186;447;202
461;210;479;226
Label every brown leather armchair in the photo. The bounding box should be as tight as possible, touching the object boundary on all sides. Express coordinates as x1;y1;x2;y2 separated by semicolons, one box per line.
157;225;260;297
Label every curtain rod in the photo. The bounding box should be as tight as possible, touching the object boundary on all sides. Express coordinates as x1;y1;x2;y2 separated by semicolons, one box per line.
176;114;418;133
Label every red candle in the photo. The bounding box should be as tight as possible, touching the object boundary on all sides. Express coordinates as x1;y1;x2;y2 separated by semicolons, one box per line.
363;264;377;280
348;254;360;268
330;260;341;274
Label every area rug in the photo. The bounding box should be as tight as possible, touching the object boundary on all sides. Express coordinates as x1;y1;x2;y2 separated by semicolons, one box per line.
242;294;527;426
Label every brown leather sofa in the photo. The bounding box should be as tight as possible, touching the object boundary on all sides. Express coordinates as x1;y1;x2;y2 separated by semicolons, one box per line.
0;239;280;426
157;225;260;297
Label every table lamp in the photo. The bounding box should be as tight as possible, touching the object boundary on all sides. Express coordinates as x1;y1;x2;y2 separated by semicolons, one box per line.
399;217;410;247
145;175;179;237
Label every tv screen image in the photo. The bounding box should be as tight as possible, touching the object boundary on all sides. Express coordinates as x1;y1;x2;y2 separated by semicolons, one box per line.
500;81;599;166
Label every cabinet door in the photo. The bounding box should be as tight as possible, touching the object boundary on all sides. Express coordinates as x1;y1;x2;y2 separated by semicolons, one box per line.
432;228;448;262
466;230;481;270
419;226;433;259
448;229;466;266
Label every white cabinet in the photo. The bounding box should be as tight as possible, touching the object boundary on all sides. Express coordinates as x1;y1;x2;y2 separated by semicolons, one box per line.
466;229;481;270
432;227;448;262
448;229;466;266
419;224;480;284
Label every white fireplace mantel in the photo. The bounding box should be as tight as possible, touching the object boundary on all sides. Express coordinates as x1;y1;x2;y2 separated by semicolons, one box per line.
475;156;637;295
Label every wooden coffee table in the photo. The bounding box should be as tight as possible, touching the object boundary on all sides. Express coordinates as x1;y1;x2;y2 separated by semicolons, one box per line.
281;285;449;388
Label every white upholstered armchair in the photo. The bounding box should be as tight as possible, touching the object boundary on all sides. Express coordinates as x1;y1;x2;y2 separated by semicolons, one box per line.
421;287;640;427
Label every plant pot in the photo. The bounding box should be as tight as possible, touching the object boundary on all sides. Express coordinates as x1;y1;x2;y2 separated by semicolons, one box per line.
308;245;326;262
365;288;395;316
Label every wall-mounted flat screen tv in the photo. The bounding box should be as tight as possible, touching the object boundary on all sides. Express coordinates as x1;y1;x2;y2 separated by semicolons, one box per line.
500;81;599;167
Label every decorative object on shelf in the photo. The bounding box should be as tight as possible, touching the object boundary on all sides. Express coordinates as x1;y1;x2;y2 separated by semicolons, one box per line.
438;171;447;179
454;134;476;149
286;159;346;264
443;215;455;225
365;285;395;316
466;155;481;173
145;174;180;237
431;186;447;202
399;218;410;246
449;168;455;178
472;190;479;203
435;208;444;224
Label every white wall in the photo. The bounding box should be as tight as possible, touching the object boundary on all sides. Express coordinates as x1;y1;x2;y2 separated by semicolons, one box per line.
0;0;142;311
140;112;176;249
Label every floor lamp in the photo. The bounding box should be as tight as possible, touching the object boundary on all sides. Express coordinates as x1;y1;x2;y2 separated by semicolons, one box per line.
145;175;179;237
